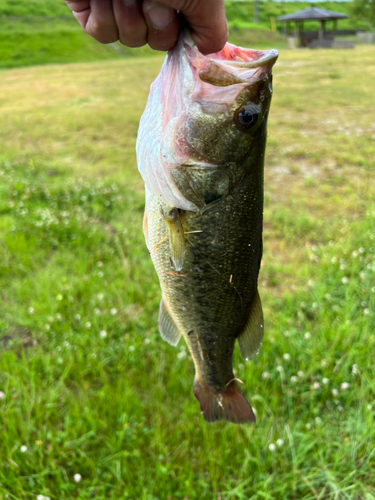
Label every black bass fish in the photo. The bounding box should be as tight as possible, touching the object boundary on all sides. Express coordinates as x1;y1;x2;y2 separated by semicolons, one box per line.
136;32;277;424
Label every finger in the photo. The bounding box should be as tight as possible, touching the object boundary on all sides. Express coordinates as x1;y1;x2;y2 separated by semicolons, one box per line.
112;0;148;48
142;0;179;52
65;0;119;44
156;0;228;54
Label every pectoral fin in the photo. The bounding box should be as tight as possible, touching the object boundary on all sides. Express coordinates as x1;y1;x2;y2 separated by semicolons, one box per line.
163;208;186;272
238;290;264;361
158;298;181;347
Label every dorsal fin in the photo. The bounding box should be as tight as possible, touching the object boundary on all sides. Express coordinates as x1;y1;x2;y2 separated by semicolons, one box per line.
238;290;264;361
163;208;186;272
158;298;181;347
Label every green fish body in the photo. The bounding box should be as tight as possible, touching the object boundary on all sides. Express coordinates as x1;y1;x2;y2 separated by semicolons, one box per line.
137;33;277;423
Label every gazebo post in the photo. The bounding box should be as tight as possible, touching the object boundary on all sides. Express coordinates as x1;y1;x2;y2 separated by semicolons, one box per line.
333;19;337;39
319;20;325;40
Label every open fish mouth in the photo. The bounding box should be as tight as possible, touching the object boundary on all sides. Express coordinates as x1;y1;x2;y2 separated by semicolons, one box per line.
183;30;278;86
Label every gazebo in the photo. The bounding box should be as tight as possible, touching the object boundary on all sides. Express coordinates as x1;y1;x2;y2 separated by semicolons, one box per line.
276;6;350;48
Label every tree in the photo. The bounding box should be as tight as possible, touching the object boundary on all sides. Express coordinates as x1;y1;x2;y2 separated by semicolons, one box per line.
352;0;375;29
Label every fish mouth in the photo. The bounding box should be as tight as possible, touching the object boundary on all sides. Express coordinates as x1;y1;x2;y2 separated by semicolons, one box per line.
183;31;278;85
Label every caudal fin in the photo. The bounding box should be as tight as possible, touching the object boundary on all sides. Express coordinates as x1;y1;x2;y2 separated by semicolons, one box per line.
193;379;256;424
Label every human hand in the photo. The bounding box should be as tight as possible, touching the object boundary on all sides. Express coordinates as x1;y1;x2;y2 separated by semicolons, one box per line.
64;0;228;55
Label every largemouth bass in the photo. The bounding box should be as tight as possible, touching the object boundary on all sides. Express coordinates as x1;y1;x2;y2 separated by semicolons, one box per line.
136;32;277;424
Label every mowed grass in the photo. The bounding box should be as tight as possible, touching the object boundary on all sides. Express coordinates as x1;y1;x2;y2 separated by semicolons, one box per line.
0;46;374;499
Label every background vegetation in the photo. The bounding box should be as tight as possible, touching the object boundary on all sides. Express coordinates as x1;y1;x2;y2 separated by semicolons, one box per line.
0;0;368;69
0;18;374;497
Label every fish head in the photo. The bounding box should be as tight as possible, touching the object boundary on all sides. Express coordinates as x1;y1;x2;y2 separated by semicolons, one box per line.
180;37;278;167
136;32;278;210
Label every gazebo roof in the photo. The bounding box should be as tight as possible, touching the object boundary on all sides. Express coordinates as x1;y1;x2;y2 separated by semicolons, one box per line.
276;6;348;22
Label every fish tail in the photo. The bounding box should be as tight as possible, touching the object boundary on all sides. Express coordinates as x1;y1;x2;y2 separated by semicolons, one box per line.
193;378;256;424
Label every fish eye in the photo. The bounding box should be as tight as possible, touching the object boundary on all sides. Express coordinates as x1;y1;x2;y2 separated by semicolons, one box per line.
235;104;260;131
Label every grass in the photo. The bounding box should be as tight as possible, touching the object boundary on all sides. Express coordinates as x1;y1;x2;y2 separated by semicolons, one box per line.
0;46;374;499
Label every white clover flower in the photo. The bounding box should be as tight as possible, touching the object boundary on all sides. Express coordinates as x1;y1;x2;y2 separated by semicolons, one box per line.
315;417;322;424
98;271;104;278
63;341;69;347
276;439;284;447
342;277;349;284
361;301;367;307
351;364;359;375
97;293;104;300
110;308;118;315
28;307;34;314
97;261;103;267
359;247;365;253
268;443;276;452
331;257;337;263
0;391;5;399
85;322;91;328
276;365;283;372
37;496;51;500
364;308;370;315
322;378;329;385
297;371;304;377
75;314;81;320
321;359;327;367
304;332;311;340
238;363;244;370
128;345;135;352
143;338;150;345
100;330;107;339
44;324;50;331
55;313;62;321
305;423;312;429
332;389;339;397
341;382;350;391
283;330;290;337
94;308;100;315
262;371;269;379
177;350;186;359
73;473;82;483
367;404;372;410
283;353;291;361
20;445;27;453
312;382;320;390
340;264;346;270
290;376;298;383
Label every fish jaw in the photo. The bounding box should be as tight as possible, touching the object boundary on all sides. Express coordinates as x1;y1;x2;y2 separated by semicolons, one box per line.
136;32;278;211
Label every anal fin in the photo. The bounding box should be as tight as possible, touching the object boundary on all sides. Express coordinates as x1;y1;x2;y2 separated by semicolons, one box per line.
238;290;264;362
158;298;181;347
163;208;186;272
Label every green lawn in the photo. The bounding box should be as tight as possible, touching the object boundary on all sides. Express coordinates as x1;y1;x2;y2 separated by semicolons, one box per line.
0;46;374;499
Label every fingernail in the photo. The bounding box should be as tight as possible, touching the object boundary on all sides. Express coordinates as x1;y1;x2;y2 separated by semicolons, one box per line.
145;1;173;29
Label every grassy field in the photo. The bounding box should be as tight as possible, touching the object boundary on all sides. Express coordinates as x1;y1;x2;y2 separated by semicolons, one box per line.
0;44;375;499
